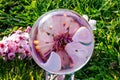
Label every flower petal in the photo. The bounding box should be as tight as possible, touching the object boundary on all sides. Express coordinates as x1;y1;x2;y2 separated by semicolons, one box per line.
39;43;54;55
61;16;74;33
68;22;80;35
37;31;54;54
40;17;54;36
52;16;66;35
65;42;90;60
72;27;92;43
41;51;61;72
56;50;73;69
65;42;92;69
8;52;15;60
40;16;65;36
88;20;97;30
38;30;54;43
40;15;79;36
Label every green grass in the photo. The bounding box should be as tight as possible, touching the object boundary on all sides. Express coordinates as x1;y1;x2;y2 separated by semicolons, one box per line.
0;0;120;80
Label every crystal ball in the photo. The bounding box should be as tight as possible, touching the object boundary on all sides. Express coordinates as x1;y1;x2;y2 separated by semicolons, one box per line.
30;9;94;74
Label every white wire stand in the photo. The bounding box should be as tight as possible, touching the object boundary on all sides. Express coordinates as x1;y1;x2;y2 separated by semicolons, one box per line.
45;71;74;80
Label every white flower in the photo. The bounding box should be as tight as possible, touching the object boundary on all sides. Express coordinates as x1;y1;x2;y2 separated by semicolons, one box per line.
82;15;97;30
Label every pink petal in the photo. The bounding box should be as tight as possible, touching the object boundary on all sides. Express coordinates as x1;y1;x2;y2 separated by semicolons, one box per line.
39;43;54;55
8;41;17;53
8;52;15;60
65;42;90;60
52;15;79;35
40;15;78;36
0;41;6;54
0;42;8;56
72;27;92;43
68;22;80;35
58;15;74;34
25;26;31;33
52;16;66;35
56;50;73;69
65;42;92;69
37;31;54;43
40;16;66;36
22;44;30;51
22;33;30;40
41;52;61;72
43;16;74;36
17;46;24;53
40;17;54;36
37;31;54;54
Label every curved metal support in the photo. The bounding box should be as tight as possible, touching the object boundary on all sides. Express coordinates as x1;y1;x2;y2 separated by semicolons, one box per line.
45;71;74;80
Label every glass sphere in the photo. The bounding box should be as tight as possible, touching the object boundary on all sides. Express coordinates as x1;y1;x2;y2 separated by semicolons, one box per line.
30;9;94;74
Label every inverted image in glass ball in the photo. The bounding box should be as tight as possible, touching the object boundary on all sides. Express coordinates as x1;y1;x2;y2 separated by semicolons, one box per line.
30;9;94;75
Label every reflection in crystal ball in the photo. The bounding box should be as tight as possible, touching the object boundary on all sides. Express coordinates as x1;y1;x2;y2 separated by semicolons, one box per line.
30;9;94;74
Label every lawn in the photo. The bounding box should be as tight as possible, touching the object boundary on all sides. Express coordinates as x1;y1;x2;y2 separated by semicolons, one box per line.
0;0;120;80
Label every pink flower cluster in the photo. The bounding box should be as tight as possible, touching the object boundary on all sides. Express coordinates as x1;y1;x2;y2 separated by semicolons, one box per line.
0;26;32;61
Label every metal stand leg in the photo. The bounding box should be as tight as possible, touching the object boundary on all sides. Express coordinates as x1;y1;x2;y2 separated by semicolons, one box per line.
69;73;74;80
46;71;65;80
46;71;75;80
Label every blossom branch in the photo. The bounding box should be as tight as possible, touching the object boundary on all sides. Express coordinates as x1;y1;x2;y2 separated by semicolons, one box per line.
0;26;32;61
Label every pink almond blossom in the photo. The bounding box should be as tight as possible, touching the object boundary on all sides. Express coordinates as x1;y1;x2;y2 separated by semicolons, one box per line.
0;26;32;60
30;10;94;74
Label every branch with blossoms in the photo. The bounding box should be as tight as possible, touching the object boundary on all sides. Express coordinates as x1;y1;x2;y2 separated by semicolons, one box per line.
0;26;32;61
